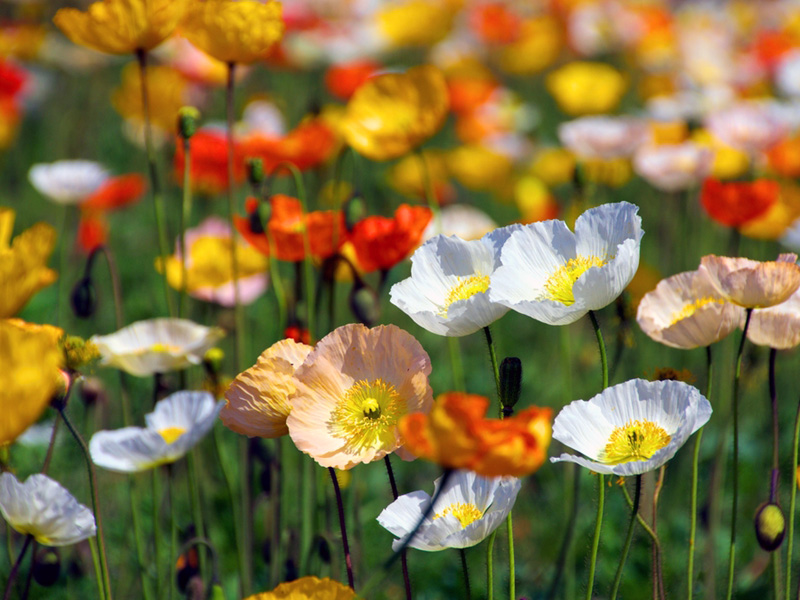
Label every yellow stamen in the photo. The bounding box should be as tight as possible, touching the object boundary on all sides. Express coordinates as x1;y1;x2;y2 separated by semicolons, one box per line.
669;296;724;325
600;419;671;465
328;379;407;455
439;273;490;316
146;343;182;354
434;502;484;528
158;427;186;445
542;256;607;305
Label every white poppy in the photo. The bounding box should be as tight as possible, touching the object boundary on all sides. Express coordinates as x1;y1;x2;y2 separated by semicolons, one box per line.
90;391;222;473
0;473;96;546
633;143;713;192
28;160;109;205
558;117;649;160
705;101;787;156
390;227;520;336
421;204;497;243
551;379;711;476
91;318;225;377
377;469;521;551
489;202;642;326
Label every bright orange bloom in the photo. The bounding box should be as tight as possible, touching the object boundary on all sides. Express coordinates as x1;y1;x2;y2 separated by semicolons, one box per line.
236;195;346;263
468;2;522;44
400;392;553;477
701;178;779;228
350;204;432;273
324;60;379;100
174;129;245;195
240;119;337;173
767;136;800;177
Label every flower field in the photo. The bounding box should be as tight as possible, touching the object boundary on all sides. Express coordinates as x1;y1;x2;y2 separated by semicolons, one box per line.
3;1;800;599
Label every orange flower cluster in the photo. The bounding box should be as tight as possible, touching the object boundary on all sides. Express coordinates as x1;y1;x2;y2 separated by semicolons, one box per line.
399;392;552;477
701;177;779;228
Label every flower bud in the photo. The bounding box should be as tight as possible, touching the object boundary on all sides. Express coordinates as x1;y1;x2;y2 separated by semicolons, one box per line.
70;276;97;319
247;157;265;187
755;502;786;551
32;547;60;587
344;194;366;232
178;106;200;139
203;347;225;376
500;357;522;414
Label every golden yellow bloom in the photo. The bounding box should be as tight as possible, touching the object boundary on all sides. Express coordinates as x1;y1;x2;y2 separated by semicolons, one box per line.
529;148;576;187
54;0;189;55
111;62;189;134
180;0;284;65
375;0;456;48
495;16;562;75
740;181;800;241
0;209;57;319
446;145;512;193
0;319;63;445
691;129;750;180
581;157;633;188
342;65;449;161
546;61;627;116
244;576;356;600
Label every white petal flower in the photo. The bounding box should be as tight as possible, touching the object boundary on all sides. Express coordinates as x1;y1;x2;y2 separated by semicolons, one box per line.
90;391;222;472
558;117;649;160
28;160;110;205
551;379;711;476
91;318;225;377
489;202;642;325
390;227;520;336
633;143;713;192
0;473;96;546
377;470;521;551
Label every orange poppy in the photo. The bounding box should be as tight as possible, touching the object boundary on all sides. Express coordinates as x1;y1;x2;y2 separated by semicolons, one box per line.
350;204;432;273
468;2;522;45
174;129;245;196
324;60;379;100
399;392;552;478
236;195;346;262
447;76;497;115
701;177;779;228
767;136;800;177
78;174;147;253
240;119;337;173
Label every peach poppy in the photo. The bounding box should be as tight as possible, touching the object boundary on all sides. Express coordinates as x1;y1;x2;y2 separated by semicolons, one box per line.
286;324;433;470
700;254;800;309
746;287;800;349
239;119;337;173
399;392;552;478
349;204;432;273
700;178;778;228
174;129;245;196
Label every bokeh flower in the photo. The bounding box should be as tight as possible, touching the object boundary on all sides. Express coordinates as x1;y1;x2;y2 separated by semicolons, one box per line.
243;576;356;600
350;204;432;273
342;65;449;161
0;208;57;318
551;379;711;476
28;160;109;205
174;128;245;195
78;174;147;253
286;324;433;470
558;117;649;160
546;61;627;116
633;143;713;192
700;254;800;309
705;102;787;156
221;338;312;438
400;392;552;477
490;202;643;326
90;391;221;472
374;0;456;49
377;470;520;551
701;178;779;228
91;318;224;377
0;474;95;546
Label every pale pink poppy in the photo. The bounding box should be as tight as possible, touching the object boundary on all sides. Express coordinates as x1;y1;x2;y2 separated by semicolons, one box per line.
700;254;800;309
705;102;787;156
558;116;649;160
746;288;800;349
633;143;713;192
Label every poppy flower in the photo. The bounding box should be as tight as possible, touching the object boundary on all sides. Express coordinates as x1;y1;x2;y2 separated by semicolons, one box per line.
324;60;379;100
53;0;189;55
239;118;337;173
180;0;284;65
495;16;562;75
546;61;627;116
705;102;787;156
28;160;109;205
374;1;456;49
350;204;432;273
633;143;713;192
701;178;779;228
174;128;245;196
746;287;800;349
700;254;800;309
767;136;800;178
400;392;552;478
558;117;649;160
421;204;497;243
236;195;346;263
469;2;522;45
243;577;356;600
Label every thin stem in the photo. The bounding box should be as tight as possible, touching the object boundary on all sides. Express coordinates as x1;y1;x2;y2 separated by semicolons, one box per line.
179;136;192;319
786;397;800;600
586;474;605;600
135;48;173;316
168;469;177;600
384;456;411;600
89;538;106;600
448;337;465;392
186;451;207;582
3;535;33;600
588;310;608;390
59;407;112;600
300;456;313;575
726;308;753;600
487;530;496;600
506;513;515;600
152;467;162;600
415;149;441;233
460;548;472;600
621;483;661;550
129;475;152;600
546;464;580;600
482;326;501;401
770;347;779;473
41;416;60;474
329;467;354;589
610;475;642;599
267;231;287;335
211;426;243;587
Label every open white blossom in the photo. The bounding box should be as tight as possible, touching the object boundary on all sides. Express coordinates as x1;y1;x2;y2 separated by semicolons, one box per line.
28;160;109;204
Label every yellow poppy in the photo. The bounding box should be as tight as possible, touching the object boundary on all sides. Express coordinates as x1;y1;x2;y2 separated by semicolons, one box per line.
495;16;562;75
446;144;512;192
0;208;57;319
111;62;189;135
342;65;449;161
180;0;284;65
53;0;189;55
546;61;627;116
0;319;63;446
375;0;456;49
244;576;356;600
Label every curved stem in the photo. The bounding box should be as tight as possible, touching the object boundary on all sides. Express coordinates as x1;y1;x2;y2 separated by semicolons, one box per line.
610;475;642;599
384;456;411;600
588;310;608;390
3;535;33;600
786;397;800;600
621;483;661;550
726;308;753;600
329;467;354;589
41;414;60;475
586;474;605;600
460;548;472;600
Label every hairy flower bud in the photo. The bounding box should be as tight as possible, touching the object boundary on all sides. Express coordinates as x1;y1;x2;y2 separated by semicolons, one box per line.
755;502;786;551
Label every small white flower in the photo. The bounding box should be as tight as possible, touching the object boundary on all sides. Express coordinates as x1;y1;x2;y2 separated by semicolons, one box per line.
28;160;109;205
558;117;649;160
377;470;521;551
91;318;225;377
0;473;96;546
90;391;222;473
390;227;520;337
551;379;711;476
489;202;643;326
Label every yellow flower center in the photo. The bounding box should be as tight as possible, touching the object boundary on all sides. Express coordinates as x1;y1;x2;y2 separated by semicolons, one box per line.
439;274;491;316
600;420;672;465
328;379;407;455
542;256;607;305
158;427;186;445
147;343;182;354
669;297;724;325
434;502;484;528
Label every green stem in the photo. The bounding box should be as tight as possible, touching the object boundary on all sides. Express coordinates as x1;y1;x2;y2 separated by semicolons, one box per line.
152;467;162;600
448;337;465;392
482;326;501;404
300;455;313;576
168;469;177;600
486;530;496;600
3;535;33;600
588;310;608;390
384;456;411;600
130;476;153;600
186;451;207;582
89;538;106;600
460;548;472;600
179;136;192;319
329;467;354;588
621;483;661;549
786;397;800;600
586;474;605;600
212;425;243;584
610;475;642;599
546;463;580;600
267;231;287;336
506;513;515;600
726;308;753;600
